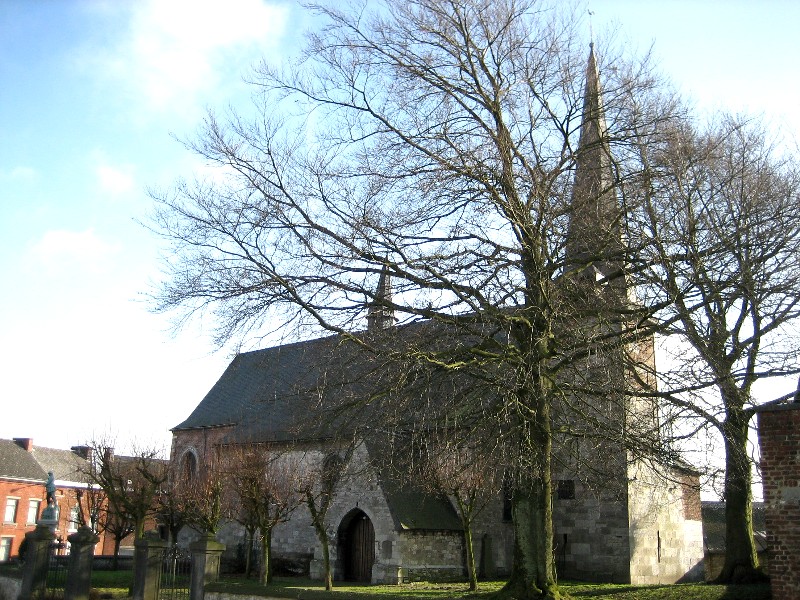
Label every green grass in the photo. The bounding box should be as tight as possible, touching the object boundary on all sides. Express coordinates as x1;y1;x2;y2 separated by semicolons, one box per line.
91;570;135;589
0;567;772;600
90;568;135;598
206;577;771;600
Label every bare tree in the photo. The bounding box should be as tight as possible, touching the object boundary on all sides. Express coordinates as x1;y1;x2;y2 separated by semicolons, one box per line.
156;482;193;547
413;437;496;591
74;481;106;535
182;464;224;536
296;444;355;591
81;441;168;567
221;446;304;585
218;469;259;577
103;507;136;568
630;115;800;582
151;2;678;597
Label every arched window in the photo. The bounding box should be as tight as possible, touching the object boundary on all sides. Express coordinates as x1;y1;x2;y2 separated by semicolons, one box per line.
181;451;197;482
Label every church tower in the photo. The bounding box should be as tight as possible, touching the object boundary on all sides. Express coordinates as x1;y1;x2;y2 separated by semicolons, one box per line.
550;45;704;585
366;266;395;331
565;43;624;290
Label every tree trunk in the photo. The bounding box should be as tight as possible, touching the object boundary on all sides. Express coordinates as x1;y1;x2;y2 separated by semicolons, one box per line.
306;492;333;590
500;381;562;600
453;494;478;591
259;528;272;585
715;405;762;583
244;529;252;578
319;525;332;591
112;538;121;570
502;481;560;600
463;520;478;591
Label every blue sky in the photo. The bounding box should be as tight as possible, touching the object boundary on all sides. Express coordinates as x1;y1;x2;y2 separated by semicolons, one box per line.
1;0;799;457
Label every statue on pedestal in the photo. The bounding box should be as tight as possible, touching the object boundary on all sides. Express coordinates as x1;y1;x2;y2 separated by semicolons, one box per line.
45;472;56;505
40;472;58;526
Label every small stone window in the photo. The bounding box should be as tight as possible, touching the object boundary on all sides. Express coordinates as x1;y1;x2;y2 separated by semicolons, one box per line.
556;480;575;500
181;451;198;482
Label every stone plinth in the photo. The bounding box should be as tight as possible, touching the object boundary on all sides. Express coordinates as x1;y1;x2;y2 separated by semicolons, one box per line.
65;527;100;600
189;535;225;600
133;532;167;600
19;524;55;600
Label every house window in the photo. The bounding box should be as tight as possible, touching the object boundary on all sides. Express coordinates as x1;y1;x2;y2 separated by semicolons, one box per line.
69;504;81;531
3;498;19;524
68;505;80;532
0;537;12;562
556;480;575;500
27;499;41;525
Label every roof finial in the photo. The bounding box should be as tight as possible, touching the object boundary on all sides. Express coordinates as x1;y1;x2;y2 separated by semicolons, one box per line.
588;7;595;47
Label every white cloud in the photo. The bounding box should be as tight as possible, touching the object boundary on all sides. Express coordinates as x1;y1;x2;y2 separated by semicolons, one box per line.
27;229;121;274
96;161;136;196
108;0;290;116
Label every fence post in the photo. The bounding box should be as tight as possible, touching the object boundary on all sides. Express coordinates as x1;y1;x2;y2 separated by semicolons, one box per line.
133;532;167;600
189;535;226;600
64;526;99;600
19;524;55;600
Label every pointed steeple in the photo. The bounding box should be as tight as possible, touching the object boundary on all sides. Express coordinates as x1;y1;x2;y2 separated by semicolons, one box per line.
367;266;395;331
565;44;623;282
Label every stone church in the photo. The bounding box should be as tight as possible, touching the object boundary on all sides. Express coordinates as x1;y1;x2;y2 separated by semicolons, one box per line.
169;47;704;585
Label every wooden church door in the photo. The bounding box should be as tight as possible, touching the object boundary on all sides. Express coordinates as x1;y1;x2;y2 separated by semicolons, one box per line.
342;511;375;582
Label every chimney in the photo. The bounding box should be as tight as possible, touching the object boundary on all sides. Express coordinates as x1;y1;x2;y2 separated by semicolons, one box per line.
71;445;93;461
13;438;33;452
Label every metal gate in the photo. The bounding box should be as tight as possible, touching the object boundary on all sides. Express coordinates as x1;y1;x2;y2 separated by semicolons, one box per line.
160;545;191;600
39;542;68;600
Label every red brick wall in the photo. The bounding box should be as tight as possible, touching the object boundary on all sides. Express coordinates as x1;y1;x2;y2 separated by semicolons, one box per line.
0;480;112;560
170;426;233;476
757;404;800;600
680;471;702;521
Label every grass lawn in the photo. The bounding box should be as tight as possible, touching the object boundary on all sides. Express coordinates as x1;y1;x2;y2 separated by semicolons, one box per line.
207;577;772;600
90;569;135;597
0;567;771;600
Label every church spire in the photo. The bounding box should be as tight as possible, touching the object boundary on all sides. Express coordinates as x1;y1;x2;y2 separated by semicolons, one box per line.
366;266;395;331
565;44;622;281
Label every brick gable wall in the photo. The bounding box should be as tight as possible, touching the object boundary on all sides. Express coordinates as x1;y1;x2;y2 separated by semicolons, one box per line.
757;404;800;600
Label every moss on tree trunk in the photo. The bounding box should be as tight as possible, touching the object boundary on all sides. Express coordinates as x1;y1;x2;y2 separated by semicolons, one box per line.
715;405;762;583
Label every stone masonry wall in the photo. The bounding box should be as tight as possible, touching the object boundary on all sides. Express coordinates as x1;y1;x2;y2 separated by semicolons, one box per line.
757;403;800;600
468;496;514;577
552;479;631;583
214;443;469;584
626;461;704;585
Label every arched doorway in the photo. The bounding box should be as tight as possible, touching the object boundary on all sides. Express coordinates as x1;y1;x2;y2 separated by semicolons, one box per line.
338;509;375;582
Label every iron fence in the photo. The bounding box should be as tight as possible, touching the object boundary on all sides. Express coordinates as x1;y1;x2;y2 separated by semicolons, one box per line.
160;545;191;600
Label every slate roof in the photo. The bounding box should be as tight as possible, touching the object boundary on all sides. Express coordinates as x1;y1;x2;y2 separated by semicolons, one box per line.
0;439;46;481
173;332;466;532
172;335;350;441
701;501;767;554
379;476;462;531
0;439;89;484
32;446;89;483
173;321;487;444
